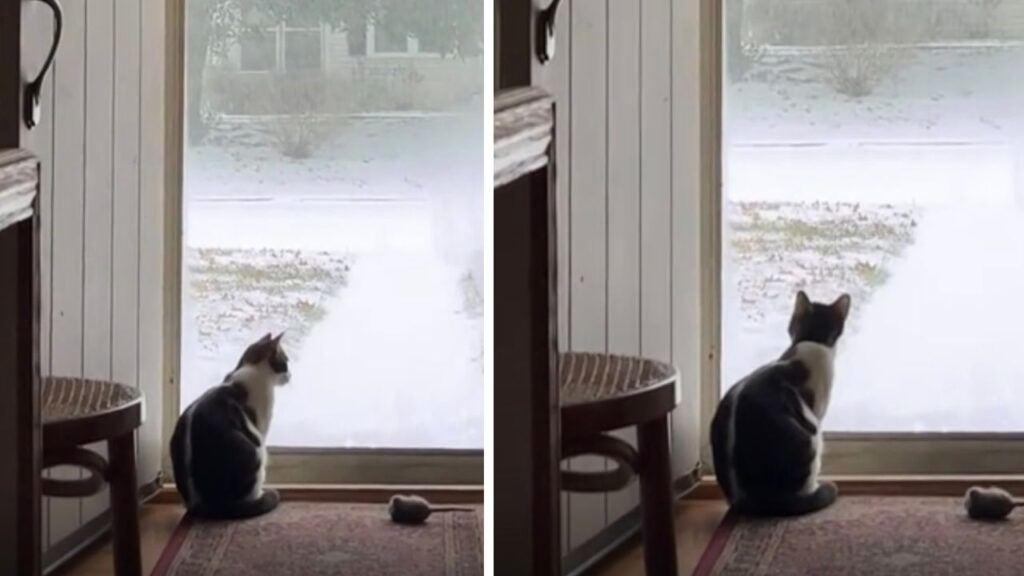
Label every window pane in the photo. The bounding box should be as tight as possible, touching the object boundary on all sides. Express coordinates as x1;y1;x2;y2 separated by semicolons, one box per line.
285;30;321;71
721;0;1024;432
183;1;483;448
240;30;275;72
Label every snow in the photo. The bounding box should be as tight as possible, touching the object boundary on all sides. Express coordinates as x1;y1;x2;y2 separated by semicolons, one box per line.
722;45;1024;431
180;101;483;448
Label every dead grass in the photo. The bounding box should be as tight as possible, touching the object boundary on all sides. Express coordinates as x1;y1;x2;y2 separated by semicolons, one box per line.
187;248;351;357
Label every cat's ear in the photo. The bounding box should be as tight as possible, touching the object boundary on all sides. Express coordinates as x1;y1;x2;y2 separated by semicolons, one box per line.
258;332;273;343
271;331;286;346
832;293;851;321
793;290;811;317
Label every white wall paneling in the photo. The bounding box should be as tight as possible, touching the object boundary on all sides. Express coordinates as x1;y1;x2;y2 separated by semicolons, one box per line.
48;0;87;547
537;0;709;560
567;0;610;550
81;0;116;526
20;0;165;558
605;0;642;524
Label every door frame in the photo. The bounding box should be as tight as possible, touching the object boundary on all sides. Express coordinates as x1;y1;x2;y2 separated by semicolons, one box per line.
698;0;1024;477
161;0;483;486
3;2;42;574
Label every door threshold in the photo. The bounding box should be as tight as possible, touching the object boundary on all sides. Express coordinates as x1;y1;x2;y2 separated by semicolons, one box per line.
690;475;1024;499
151;483;484;505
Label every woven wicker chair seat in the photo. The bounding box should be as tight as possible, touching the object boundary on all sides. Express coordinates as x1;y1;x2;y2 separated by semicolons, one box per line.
42;376;141;423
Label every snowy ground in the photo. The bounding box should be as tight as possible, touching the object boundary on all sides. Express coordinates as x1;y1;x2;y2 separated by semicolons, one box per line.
722;45;1024;431
180;101;483;448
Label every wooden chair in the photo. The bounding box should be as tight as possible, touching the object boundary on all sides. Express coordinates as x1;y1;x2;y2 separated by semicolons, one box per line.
41;377;144;576
559;352;680;576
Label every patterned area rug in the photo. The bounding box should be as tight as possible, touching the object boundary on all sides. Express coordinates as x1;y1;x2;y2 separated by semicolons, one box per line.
694;497;1024;576
151;502;483;576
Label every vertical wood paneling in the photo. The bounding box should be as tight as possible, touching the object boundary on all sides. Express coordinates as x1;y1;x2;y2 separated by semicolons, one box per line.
137;0;166;487
22;0;161;556
605;0;642;523
550;0;574;556
542;0;704;559
642;0;674;367
81;0;116;525
568;0;610;549
112;0;142;465
671;0;706;481
48;0;87;546
21;0;58;552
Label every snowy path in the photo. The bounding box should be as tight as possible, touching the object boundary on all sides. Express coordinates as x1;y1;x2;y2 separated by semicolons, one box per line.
179;110;483;448
830;203;1024;432
182;199;483;448
724;141;1024;432
269;252;482;448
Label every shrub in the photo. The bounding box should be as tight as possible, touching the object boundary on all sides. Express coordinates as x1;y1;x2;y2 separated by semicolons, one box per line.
824;45;898;98
263;73;329;159
821;0;901;98
266;115;323;160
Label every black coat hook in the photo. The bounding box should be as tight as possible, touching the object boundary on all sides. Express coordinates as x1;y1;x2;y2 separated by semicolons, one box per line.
24;0;64;130
537;0;562;64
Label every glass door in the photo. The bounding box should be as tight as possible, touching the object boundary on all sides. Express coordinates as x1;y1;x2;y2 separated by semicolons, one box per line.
178;0;484;481
719;0;1024;471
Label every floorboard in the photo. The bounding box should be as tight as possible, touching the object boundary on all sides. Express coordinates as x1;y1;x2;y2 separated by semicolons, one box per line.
592;500;729;576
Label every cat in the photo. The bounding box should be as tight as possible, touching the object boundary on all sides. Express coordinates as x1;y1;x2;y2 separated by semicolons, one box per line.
711;290;851;517
170;332;291;519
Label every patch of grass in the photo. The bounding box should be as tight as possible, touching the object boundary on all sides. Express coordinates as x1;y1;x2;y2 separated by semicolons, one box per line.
727;201;920;333
853;260;890;288
187;248;351;359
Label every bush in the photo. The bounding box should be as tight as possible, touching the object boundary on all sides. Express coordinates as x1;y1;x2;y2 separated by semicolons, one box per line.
263;73;329;159
266;115;324;160
824;45;898;98
820;0;901;98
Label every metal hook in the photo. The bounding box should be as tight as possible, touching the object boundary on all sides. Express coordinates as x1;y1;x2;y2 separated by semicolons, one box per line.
24;0;64;130
537;0;562;64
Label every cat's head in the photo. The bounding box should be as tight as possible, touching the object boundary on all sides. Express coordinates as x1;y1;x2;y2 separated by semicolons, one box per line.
236;332;291;386
787;291;851;348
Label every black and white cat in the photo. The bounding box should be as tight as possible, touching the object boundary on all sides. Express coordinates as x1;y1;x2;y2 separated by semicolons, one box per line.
711;291;851;517
170;332;291;519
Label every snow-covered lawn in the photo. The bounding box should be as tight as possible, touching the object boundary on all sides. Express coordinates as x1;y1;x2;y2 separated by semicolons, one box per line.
180;105;483;448
722;201;920;388
186;248;351;361
722;45;1024;431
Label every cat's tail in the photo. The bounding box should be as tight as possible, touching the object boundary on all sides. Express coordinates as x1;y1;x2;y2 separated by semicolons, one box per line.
735;481;838;517
191;489;280;520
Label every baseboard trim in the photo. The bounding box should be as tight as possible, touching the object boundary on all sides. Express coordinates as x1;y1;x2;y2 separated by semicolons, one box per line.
149;483;485;505
687;475;1024;500
563;461;703;576
43;475;163;575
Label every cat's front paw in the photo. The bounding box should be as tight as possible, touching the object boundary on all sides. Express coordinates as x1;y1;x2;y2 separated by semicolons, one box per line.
818;480;839;502
262;488;281;509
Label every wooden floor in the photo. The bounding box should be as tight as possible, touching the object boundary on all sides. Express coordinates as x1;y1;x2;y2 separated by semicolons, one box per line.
53;500;728;576
593;499;729;576
52;505;185;576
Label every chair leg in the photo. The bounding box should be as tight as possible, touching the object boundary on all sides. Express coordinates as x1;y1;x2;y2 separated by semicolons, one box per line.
108;432;141;576
637;415;678;576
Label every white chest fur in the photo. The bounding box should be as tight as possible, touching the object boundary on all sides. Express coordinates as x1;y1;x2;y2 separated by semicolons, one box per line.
231;365;277;437
228;366;277;499
790;341;835;495
790;341;835;420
